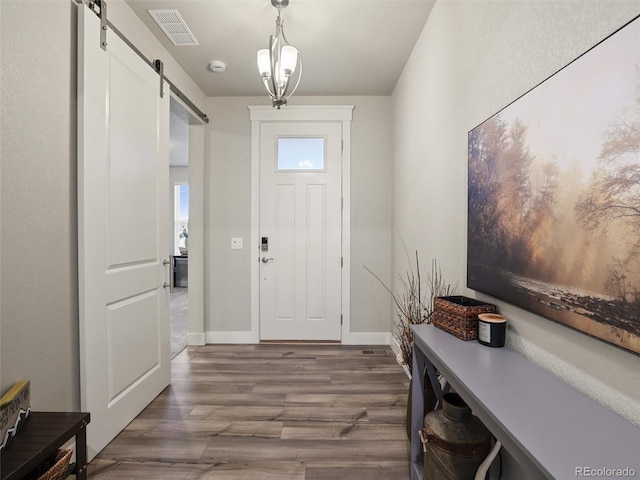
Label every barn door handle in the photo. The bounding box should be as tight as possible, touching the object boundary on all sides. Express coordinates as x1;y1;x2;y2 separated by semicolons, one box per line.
163;258;173;292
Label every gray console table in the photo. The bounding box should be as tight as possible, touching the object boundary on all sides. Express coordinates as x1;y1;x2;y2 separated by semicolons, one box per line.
410;324;640;480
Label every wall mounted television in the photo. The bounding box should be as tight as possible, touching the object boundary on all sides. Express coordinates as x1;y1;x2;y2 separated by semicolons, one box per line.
467;14;640;355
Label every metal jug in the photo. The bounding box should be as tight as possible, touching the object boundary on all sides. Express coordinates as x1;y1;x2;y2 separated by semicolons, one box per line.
420;392;491;480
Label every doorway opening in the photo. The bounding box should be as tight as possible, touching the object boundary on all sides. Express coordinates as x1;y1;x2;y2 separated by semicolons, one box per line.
170;100;190;357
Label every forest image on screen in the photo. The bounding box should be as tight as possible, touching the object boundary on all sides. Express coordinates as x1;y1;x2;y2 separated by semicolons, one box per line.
467;15;640;355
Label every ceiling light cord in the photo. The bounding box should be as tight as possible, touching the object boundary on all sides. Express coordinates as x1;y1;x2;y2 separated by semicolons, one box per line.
279;17;303;99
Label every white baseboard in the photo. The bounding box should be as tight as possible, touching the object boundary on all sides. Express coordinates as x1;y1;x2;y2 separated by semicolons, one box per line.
205;331;259;344
187;333;205;346
346;331;391;345
200;331;391;345
389;335;401;357
388;336;410;378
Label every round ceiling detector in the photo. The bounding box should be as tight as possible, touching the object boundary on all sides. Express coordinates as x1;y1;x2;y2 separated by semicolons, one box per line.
208;60;226;73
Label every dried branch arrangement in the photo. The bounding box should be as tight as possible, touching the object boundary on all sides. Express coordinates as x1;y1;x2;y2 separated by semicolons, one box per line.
365;254;456;368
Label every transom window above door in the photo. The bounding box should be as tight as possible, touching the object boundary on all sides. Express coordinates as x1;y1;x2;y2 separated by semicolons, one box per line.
277;137;325;171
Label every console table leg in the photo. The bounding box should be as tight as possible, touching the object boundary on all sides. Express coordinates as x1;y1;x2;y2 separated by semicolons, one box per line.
411;345;427;480
75;421;88;480
425;361;443;409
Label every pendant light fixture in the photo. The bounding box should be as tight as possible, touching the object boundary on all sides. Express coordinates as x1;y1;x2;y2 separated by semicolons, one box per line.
257;0;302;109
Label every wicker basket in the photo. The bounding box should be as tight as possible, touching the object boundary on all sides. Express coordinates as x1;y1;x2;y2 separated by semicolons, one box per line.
433;296;496;340
26;448;73;480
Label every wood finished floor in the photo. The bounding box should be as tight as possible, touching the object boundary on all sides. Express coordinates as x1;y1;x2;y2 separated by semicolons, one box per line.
88;344;411;479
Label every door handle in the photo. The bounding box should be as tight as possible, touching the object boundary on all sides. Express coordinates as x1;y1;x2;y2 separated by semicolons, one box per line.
261;257;275;263
163;258;173;292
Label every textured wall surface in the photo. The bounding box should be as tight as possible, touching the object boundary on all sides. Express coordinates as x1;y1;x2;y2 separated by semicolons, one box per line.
392;1;640;477
0;0;79;410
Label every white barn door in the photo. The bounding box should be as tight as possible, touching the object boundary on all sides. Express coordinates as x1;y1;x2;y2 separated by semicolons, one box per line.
78;6;170;458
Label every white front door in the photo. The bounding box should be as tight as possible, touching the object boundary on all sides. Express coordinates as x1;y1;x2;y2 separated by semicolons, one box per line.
259;122;342;340
78;6;170;458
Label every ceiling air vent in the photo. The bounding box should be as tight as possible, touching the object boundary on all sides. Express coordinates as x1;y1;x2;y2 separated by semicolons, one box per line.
147;9;199;46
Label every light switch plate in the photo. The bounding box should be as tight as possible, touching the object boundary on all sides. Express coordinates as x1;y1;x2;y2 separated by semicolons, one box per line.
231;237;243;249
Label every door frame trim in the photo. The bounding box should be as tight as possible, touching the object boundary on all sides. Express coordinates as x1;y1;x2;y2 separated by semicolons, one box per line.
249;105;354;343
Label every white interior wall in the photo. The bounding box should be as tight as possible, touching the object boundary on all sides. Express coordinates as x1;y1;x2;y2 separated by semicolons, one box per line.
170;109;189;167
392;1;640;477
205;96;393;341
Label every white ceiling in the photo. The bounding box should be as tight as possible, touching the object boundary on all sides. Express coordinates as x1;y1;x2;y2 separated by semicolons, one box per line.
124;0;435;97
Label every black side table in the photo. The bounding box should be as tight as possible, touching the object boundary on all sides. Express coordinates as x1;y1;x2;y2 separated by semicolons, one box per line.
1;412;90;480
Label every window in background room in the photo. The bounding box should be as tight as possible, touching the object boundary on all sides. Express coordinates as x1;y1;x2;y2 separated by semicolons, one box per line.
174;184;189;255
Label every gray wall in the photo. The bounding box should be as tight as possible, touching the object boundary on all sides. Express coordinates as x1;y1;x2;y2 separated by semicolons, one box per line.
205;96;393;337
0;0;79;410
392;1;640;477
